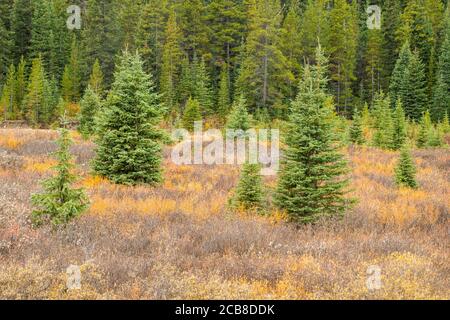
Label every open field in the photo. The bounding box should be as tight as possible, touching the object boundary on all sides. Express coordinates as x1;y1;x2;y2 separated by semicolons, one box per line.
0;128;449;300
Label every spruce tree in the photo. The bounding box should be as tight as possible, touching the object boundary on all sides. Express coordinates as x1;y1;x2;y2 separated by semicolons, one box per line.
235;0;293;114
31;125;89;226
61;38;81;103
231;163;264;211
349;108;364;145
15;56;26;113
78;86;102;137
417;110;433;148
401;51;428;122
395;145;418;189
226;95;251;132
372;92;393;149
391;99;407;150
389;42;412;108
23;55;46;125
93;51;164;186
217;62;231;120
88;59;104;98
432;28;450;121
0;64;16;120
182;97;202;132
160;10;183;113
10;0;32;64
192;56;213;114
274;45;351;224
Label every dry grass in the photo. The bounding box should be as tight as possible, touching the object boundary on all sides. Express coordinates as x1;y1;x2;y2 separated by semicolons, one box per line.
0;129;448;300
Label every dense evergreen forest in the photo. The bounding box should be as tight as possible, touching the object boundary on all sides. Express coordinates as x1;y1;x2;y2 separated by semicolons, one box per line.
0;0;449;126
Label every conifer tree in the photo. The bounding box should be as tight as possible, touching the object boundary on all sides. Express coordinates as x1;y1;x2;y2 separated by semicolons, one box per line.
275;45;351;224
395;145;418;189
382;0;402;84
160;10;183;113
349;108;364;145
15;56;26;113
93;51;164;186
61;38;81;103
440;112;450;134
0;64;16;120
82;0;121;87
226;95;251;132
401;51;428;122
192;56;213;114
78;86;102;137
327;0;359;115
182;97;202;132
88;59;104;98
299;0;330;63
372;92;393;149
23;55;46;125
432;26;450;121
231;163;264;211
0;17;11;82
217;63;231;120
135;0;169;79
10;0;32;63
206;0;245;79
177;0;209;58
31;124;89;226
236;0;293;114
389;42;412;108
391;99;407;150
417;110;432;148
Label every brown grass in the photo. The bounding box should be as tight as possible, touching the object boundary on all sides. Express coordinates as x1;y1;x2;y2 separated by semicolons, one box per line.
0;129;448;300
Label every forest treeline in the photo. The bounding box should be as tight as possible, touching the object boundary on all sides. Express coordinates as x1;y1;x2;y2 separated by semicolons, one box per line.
0;0;449;126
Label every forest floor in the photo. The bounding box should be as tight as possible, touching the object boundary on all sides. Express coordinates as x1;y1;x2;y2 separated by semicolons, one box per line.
0;128;448;299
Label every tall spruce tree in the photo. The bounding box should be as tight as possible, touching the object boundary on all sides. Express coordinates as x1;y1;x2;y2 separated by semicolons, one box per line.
389;42;412;108
31;124;89;226
217;62;231;120
236;0;293;115
79;85;102;137
274;45;351;224
88;59;104;98
10;0;32;64
15;56;26;113
23;55;46;125
371;92;393;149
61;38;81;103
391;99;407;150
93;51;164;185
0;64;15;120
160;10;183;113
401;50;428;121
432;25;450;121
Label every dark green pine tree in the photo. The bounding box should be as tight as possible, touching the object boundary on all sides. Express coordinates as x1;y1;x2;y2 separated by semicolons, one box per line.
389;41;412;108
182;97;202;132
191;56;213;114
231;163;264;211
401;50;428;121
23;55;46;125
349;108;364;145
10;0;32;64
217;62;231;120
391;99;407;150
93;51;165;186
274;45;351;224
78;85;102;137
226;95;251;132
432;26;450;122
0;13;11;82
395;145;418;189
31;124;89;226
82;0;121;87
